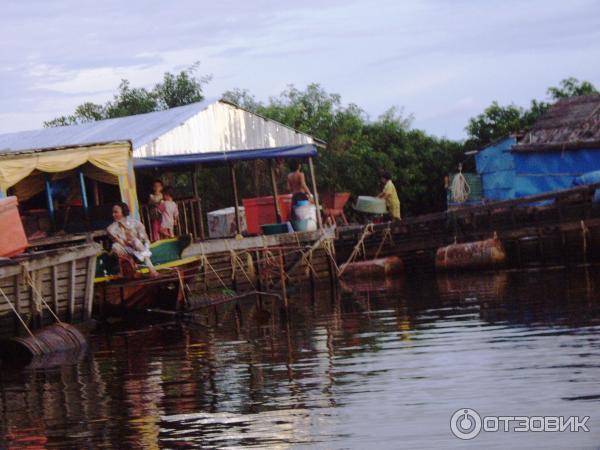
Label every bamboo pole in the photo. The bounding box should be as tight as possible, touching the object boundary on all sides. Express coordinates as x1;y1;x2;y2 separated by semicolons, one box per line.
269;160;282;223
229;163;242;235
307;157;323;229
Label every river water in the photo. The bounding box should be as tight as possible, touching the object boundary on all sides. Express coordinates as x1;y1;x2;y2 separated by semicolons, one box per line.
1;268;600;449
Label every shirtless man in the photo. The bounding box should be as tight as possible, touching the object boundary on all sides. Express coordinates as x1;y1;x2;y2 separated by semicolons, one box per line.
287;160;313;219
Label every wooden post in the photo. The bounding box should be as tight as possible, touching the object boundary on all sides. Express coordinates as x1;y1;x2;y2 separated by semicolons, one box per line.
229;163;242;235
191;166;205;240
307;157;323;229
52;265;59;316
69;260;76;321
83;255;96;320
278;249;288;308
269;160;282;223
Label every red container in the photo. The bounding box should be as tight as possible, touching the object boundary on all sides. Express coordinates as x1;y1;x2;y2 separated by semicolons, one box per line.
0;196;27;257
243;195;292;235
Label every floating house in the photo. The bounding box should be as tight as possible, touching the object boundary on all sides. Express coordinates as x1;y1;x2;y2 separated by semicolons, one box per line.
472;95;600;202
0;99;323;240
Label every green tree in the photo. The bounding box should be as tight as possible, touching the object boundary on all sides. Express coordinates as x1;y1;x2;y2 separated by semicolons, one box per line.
547;77;598;100
44;65;209;127
465;78;597;149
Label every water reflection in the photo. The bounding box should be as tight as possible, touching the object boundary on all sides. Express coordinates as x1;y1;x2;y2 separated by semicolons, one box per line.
1;268;600;448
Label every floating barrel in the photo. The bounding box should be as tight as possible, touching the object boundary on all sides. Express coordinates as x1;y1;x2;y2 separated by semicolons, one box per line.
436;238;506;270
340;256;404;279
0;323;87;363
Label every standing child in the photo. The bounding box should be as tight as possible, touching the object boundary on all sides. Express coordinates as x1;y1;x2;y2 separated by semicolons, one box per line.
148;179;164;241
159;186;179;238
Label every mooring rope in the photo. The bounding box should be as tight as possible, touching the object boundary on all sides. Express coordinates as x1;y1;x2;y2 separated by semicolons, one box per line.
0;286;44;351
338;223;374;277
374;225;394;260
22;269;63;324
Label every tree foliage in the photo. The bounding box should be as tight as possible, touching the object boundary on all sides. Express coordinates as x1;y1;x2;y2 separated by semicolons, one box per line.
44;71;599;216
44;65;209;127
465;77;598;149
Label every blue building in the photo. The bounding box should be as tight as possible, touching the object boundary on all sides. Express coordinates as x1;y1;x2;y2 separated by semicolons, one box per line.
474;95;600;201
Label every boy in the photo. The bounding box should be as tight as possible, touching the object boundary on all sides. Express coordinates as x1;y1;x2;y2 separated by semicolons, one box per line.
377;171;401;221
287;160;313;219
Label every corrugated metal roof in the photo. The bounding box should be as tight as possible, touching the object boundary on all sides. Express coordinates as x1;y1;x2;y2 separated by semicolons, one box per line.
0;100;213;155
514;95;600;151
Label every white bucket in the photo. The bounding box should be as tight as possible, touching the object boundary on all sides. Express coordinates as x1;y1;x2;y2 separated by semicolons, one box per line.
294;205;317;231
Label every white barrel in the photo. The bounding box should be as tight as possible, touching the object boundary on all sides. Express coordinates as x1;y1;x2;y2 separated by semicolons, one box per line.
294;205;317;231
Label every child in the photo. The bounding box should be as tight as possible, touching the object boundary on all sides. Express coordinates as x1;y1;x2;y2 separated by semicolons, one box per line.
148;179;164;241
159;186;179;238
377;171;401;221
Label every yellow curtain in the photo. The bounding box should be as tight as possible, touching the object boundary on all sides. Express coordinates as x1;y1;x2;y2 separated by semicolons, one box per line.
0;143;130;192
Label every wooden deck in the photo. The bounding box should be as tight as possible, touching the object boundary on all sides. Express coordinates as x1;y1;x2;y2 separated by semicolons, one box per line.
0;244;100;338
335;183;600;271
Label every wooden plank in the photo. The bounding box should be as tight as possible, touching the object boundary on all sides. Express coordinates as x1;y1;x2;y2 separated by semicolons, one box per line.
182;228;334;258
52;265;59;314
83;255;97;320
10;244;101;274
69;260;76;320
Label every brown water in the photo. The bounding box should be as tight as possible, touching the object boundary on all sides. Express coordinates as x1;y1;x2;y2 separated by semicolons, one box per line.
2;268;600;449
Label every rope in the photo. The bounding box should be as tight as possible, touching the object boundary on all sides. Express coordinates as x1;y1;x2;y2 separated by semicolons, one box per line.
338;223;374;277
450;165;471;203
22;269;63;324
0;287;40;345
374;225;394;260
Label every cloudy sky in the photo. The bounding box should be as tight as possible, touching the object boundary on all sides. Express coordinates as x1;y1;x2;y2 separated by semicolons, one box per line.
1;0;599;138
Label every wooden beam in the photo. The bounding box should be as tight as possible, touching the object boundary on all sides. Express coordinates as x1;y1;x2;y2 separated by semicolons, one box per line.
182;228;335;258
307;157;323;229
191;167;205;240
269;160;282;223
229;163;242;235
83;254;97;320
69;260;76;320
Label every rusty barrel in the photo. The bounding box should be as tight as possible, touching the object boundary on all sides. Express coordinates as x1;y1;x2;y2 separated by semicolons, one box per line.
340;256;404;279
435;238;506;271
0;323;87;362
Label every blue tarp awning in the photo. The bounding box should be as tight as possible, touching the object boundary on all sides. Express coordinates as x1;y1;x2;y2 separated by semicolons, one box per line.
134;144;317;169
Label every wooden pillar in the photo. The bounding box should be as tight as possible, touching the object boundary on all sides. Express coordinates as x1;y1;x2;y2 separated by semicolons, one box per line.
307;157;323;229
191;165;205;240
229;163;242;235
269;160;282;223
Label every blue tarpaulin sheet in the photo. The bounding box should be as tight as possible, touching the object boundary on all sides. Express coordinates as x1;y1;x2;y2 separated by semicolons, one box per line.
134;144;317;169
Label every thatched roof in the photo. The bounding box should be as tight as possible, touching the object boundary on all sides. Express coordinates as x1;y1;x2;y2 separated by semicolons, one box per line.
514;95;600;152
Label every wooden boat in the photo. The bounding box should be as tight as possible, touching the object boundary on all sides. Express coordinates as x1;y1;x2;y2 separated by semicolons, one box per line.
93;235;202;312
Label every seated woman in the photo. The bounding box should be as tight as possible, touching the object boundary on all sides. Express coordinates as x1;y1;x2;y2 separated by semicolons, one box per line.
107;202;159;277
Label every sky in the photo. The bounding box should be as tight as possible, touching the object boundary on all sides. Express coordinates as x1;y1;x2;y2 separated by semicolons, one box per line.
1;0;599;139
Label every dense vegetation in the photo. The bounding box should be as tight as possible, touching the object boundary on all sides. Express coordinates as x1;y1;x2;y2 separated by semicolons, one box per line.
45;69;598;216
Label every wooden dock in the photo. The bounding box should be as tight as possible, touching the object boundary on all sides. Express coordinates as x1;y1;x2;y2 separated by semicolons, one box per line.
0;244;100;338
335;183;600;271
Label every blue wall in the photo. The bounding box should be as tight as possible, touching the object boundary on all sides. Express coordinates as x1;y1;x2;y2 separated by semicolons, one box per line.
474;137;516;201
512;148;600;198
475;137;600;200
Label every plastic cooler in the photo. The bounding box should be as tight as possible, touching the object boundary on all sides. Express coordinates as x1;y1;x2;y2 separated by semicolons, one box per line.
0;196;28;257
242;195;292;235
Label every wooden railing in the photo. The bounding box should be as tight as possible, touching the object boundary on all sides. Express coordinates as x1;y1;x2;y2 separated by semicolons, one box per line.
141;197;205;241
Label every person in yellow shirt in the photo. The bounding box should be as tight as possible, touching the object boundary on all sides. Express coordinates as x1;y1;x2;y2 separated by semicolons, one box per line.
377;171;401;221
